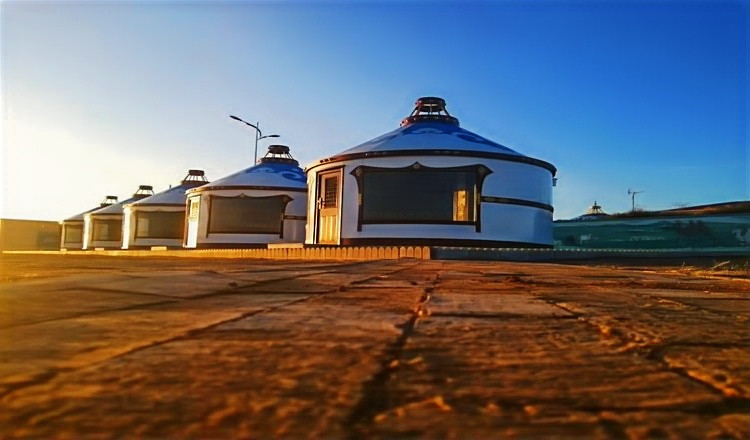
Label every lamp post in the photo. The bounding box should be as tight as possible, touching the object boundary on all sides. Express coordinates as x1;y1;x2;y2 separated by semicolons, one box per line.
229;115;280;163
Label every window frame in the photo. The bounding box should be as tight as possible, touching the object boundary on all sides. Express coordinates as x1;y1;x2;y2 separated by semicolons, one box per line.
91;218;122;242
63;223;84;244
133;210;185;240
350;162;492;232
206;194;293;237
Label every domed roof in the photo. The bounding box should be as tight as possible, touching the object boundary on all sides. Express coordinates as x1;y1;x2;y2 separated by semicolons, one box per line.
128;170;208;207
63;196;118;222
314;97;555;174
339;121;522;156
191;146;306;193
89;186;154;216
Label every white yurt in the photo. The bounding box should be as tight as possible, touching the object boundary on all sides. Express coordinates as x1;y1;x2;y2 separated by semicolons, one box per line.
184;145;307;248
122;170;209;249
304;97;557;248
82;185;154;250
60;195;118;250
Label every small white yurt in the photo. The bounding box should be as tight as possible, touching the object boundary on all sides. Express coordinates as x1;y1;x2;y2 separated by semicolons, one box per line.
83;185;154;250
305;97;557;248
122;170;209;249
60;196;118;250
184;145;307;248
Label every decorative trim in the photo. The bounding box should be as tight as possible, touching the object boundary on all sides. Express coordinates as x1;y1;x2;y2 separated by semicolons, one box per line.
130;203;186;208
481;196;554;213
350;162;492;233
309;149;556;175
207;194;292;238
341;237;553;249
191;185;306;194
360;220;476;226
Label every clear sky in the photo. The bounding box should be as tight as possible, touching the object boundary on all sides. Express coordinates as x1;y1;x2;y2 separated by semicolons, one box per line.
1;0;747;221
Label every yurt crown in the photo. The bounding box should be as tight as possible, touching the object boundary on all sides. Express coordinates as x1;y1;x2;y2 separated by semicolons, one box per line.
400;97;460;127
182;169;208;184
133;185;155;198
260;144;298;165
100;195;118;207
586;201;606;215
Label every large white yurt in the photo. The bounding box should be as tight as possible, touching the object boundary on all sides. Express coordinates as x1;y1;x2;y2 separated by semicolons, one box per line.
122;170;209;249
60;196;118;250
304;97;557;248
82;185;154;250
184;145;307;248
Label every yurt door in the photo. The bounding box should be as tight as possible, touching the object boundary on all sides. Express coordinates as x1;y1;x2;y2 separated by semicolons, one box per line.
316;170;341;244
185;198;200;248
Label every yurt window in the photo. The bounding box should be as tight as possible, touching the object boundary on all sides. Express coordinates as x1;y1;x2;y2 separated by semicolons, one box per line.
208;195;292;235
92;219;122;241
352;163;490;229
135;211;184;239
63;224;83;244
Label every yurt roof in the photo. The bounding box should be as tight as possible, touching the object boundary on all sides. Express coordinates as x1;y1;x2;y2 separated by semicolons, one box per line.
63;196;119;222
339;121;522;156
89;186;154;216
192;145;306;193
312;97;556;174
129;170;208;207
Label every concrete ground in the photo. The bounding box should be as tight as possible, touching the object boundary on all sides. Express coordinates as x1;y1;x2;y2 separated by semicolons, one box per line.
0;253;748;438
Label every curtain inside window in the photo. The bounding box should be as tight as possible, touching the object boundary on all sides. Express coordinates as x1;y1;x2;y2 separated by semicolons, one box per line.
64;224;83;244
208;195;289;234
135;211;184;239
92;219;122;241
361;170;476;223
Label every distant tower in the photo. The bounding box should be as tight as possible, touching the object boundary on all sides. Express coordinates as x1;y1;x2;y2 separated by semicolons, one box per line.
628;188;644;212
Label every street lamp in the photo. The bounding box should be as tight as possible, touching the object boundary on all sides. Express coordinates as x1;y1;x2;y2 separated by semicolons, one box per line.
229;115;280;163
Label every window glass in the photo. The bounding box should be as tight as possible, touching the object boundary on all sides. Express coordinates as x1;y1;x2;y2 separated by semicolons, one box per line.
188;199;200;221
92;219;122;241
362;170;476;223
208;195;288;234
64;224;83;244
323;176;338;208
135;211;184;239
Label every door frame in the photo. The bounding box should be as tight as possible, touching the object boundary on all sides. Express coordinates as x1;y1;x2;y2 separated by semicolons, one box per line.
314;167;344;245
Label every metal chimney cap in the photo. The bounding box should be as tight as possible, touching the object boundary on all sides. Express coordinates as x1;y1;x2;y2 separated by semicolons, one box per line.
267;145;290;155
415;96;446;108
401;96;459;127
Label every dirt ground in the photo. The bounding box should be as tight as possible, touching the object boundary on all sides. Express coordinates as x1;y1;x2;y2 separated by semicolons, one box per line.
1;253;748;438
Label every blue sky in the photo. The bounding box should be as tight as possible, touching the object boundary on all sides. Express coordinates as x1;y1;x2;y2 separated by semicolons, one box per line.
2;0;747;221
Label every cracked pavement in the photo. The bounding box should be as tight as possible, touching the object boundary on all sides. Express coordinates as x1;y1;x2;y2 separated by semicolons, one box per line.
1;254;748;438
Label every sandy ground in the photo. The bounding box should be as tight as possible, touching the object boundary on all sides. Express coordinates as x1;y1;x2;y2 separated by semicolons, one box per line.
0;253;748;438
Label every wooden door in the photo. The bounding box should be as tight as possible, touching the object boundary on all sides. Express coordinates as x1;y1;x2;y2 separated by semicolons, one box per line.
185;198;200;248
316;171;341;244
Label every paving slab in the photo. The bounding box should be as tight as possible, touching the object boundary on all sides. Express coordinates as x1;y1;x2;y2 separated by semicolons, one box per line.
0;254;748;438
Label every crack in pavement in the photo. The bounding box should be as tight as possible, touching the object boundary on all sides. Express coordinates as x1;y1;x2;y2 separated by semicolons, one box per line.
0;261;419;400
540;297;746;405
345;270;440;438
